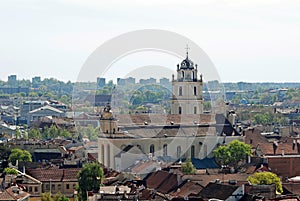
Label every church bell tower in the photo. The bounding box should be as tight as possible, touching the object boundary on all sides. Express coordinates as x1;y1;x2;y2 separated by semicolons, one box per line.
171;46;203;114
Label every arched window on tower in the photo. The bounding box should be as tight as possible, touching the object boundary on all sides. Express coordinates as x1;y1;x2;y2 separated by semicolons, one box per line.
177;146;181;159
150;144;155;156
181;71;184;79
179;86;182;96
194;86;197;96
191;145;195;158
163;144;168;156
192;71;195;80
178;106;182;114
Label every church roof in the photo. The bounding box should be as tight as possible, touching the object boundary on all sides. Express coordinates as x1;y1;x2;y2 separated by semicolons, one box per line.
180;55;194;69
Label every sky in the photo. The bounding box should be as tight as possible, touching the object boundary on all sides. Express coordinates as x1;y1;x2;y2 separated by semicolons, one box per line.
0;0;300;83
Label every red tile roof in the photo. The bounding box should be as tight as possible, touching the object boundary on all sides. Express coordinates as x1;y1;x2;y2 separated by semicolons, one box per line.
27;167;80;182
0;186;30;201
170;180;203;198
145;170;170;189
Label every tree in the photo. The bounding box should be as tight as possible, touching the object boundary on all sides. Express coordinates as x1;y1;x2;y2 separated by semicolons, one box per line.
181;158;196;174
41;192;52;201
247;172;283;194
213;140;251;170
77;163;104;201
28;128;42;139
8;148;32;165
15;128;21;139
4;167;18;175
53;192;70;201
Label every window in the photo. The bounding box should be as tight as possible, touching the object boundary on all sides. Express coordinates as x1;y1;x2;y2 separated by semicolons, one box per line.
194;86;197;95
163;144;168;156
45;184;49;190
58;184;61;190
181;71;184;78
29;187;32;193
179;86;182;96
66;184;70;189
177;146;181;159
191;145;195;158
52;184;55;190
192;71;195;80
34;186;38;192
179;107;182;114
150;144;155;155
194;106;197;114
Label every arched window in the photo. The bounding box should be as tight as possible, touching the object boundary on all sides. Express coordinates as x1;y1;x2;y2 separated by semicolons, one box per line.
191;145;195;158
163;144;168;156
101;144;105;164
192;71;195;80
181;71;184;78
179;86;182;96
179;106;182;114
194;86;197;95
177;146;181;159
107;144;110;166
150;144;155;155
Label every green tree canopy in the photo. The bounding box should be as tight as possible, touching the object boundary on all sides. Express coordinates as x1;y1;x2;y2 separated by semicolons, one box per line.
247;172;283;194
77;163;104;201
181;159;196;175
28;128;42;139
4;167;18;175
8;148;32;165
213;140;251;170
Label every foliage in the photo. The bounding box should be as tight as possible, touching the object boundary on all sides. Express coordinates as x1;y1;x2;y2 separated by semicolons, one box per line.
41;192;52;201
8;148;32;165
41;192;70;201
77;125;99;141
181;158;196;174
28;128;42;139
53;192;70;201
42;125;71;139
213;140;251;169
4;167;18;175
77;163;104;201
15;128;21;139
247;172;283;194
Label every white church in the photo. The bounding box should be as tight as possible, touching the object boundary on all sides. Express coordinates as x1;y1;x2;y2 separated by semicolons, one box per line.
97;49;242;172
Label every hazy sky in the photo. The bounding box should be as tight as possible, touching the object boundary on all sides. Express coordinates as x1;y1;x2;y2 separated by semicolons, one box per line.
0;0;300;83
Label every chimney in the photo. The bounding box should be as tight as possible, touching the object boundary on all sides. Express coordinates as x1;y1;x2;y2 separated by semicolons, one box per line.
273;141;278;155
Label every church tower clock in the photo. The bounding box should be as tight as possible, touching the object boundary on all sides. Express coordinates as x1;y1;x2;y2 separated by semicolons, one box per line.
171;47;203;114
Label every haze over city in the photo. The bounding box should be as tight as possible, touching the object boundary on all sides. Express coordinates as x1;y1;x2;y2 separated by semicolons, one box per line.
1;0;300;83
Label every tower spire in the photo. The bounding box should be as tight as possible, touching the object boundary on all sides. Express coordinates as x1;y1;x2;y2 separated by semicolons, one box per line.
185;44;190;59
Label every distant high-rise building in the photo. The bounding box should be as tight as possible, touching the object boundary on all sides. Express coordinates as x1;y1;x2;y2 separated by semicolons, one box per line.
32;76;41;88
159;77;170;87
97;77;106;89
139;78;156;85
8;75;17;87
117;77;135;86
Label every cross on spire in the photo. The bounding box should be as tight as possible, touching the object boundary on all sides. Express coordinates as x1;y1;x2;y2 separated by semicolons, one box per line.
185;44;190;58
